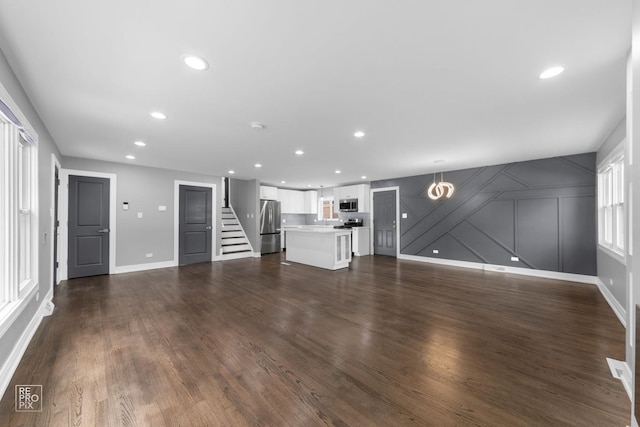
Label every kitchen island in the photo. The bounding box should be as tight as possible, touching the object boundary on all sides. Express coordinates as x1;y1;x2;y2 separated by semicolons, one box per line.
285;227;352;270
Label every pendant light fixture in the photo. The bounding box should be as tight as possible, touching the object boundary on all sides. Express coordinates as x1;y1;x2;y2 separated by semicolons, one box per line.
427;171;455;200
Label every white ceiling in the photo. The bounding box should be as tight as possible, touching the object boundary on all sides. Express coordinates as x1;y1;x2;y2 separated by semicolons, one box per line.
0;0;630;189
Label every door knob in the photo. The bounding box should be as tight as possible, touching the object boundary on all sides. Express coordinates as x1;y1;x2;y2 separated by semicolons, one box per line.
97;229;110;233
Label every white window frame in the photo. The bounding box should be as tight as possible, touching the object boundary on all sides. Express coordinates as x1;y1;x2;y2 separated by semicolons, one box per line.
0;94;39;339
597;142;625;262
317;196;339;221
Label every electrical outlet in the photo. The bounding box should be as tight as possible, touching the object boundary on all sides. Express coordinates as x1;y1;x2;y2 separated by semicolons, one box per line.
146;253;153;258
609;278;614;286
510;256;519;262
432;249;439;254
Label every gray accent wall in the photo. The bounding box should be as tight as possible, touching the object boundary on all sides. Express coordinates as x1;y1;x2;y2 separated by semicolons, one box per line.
596;117;627;311
63;157;223;266
372;153;597;275
229;178;260;251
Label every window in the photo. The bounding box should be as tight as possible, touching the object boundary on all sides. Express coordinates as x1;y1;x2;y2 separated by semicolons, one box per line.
318;197;339;221
598;148;624;259
0;98;38;312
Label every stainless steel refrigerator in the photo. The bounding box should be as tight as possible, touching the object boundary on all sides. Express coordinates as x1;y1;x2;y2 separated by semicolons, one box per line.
260;199;281;254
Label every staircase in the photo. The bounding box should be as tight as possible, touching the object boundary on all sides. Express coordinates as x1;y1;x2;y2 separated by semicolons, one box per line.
220;206;254;260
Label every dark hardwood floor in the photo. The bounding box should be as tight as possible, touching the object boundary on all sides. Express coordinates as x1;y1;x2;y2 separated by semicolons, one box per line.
0;254;630;426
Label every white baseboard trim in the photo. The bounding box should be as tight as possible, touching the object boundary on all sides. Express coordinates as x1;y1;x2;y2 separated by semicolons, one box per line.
606;358;632;401
0;292;52;403
398;255;598;284
253;252;262;258
114;260;177;274
39;289;55;317
595;279;626;327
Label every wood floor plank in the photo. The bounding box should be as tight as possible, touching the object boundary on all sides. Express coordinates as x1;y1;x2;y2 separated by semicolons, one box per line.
0;254;631;426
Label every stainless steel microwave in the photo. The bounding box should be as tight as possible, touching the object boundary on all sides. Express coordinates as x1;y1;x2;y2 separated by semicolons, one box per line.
339;199;358;212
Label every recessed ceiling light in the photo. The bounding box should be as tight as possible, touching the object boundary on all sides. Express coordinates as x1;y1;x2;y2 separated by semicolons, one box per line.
125;155;135;160
183;55;209;71
361;175;367;179
307;185;312;188
228;170;235;174
254;163;262;168
539;66;564;79
354;131;365;138
295;150;304;155
281;180;286;184
134;141;146;147
150;111;167;120
335;170;341;174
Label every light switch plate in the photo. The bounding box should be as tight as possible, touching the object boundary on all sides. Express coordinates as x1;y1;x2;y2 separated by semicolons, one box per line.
137;212;143;219
158;205;167;211
402;213;408;219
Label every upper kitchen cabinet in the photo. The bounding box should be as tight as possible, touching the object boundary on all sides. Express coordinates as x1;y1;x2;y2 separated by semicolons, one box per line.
260;185;278;200
334;184;371;213
304;190;318;214
278;189;317;214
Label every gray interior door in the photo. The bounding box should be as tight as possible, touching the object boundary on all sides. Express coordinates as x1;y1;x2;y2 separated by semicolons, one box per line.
179;185;213;265
68;175;110;278
373;190;397;257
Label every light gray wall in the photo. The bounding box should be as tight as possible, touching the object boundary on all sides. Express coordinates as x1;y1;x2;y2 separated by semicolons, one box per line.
372;153;598;275
596;117;626;310
230;179;260;251
0;48;63;396
63;157;223;265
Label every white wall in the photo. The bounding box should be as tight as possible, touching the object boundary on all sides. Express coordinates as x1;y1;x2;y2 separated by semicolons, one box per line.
0;48;62;400
597;118;627;316
63;156;224;269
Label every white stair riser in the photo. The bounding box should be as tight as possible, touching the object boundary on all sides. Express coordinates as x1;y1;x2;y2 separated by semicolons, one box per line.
221;231;245;238
220;252;253;261
222;244;252;254
222;237;248;245
221;225;242;231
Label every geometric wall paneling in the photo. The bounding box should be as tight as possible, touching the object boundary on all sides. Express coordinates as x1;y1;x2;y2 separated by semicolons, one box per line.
480;173;530;192
372;153;597;275
505;155;595;188
493;185;596;201
450;221;527;267
516;198;560;272
560;195;597;275
402;191;497;254
467;200;516;252
418;233;485;263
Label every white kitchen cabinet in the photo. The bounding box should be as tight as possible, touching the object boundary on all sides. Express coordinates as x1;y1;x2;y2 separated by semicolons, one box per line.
278;189;292;213
279;189;317;214
260;185;278;200
304;190;318;214
333;184;371;213
352;227;370;256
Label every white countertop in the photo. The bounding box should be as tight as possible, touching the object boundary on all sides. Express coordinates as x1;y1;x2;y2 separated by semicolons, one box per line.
285;227;351;234
282;225;369;230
